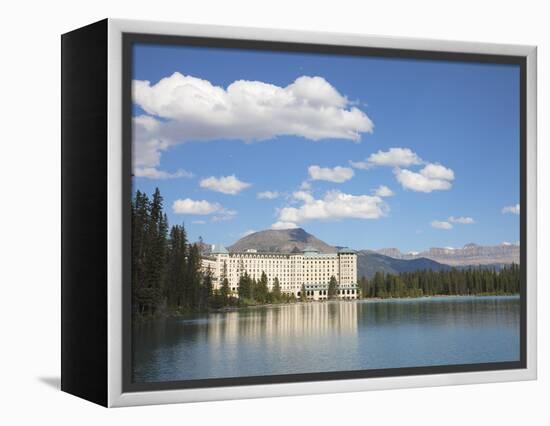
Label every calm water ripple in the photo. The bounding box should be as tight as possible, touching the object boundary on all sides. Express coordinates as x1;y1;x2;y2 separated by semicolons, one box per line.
133;295;520;383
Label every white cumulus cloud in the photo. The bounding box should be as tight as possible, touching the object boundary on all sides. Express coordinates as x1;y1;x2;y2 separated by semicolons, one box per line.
200;175;251;195
257;191;280;200
308;165;354;183
172;199;222;215
299;181;312;190
448;216;475;224
278;190;387;224
502;204;520;215
420;163;455;181
132;73;374;169
241;229;257;237
431;220;453;230
351;148;423;170
293;191;315;203
394;163;454;193
134;167;193;180
373;185;394;197
348;160;371;170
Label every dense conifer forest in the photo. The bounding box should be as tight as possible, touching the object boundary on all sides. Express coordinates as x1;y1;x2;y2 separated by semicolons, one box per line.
131;188;296;317
132;189;520;317
357;265;520;299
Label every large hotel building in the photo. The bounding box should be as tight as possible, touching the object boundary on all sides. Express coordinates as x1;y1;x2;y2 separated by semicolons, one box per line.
201;245;359;300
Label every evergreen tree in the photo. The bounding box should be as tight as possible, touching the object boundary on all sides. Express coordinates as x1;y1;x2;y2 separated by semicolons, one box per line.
362;265;520;299
238;272;251;300
219;261;230;305
328;275;338;299
181;243;202;310
300;284;307;302
132;187;520;315
164;224;187;309
358;276;369;299
256;272;269;303
201;267;214;311
372;271;385;298
132;188;168;315
271;277;282;302
220;277;230;305
251;278;258;301
131;190;150;315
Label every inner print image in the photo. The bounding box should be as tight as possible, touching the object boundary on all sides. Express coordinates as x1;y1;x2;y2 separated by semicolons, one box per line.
130;42;521;384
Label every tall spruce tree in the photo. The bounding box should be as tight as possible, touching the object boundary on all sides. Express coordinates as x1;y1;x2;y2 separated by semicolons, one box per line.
328;275;338;299
238;272;251;300
201;267;214;310
145;188;168;313
219;261;230;304
272;277;282;302
256;272;269;303
132;191;151;315
164;224;187;309
185;243;202;310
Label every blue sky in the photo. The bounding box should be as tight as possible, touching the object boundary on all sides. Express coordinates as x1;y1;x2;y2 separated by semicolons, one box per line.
131;43;520;252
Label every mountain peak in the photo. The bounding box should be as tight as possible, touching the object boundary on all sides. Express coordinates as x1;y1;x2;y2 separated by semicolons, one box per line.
229;228;335;253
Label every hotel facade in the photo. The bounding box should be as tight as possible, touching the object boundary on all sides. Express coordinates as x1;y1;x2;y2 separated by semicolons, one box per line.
201;245;359;300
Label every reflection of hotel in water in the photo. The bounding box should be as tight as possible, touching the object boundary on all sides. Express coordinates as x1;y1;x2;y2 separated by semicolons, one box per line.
201;245;359;300
206;302;359;344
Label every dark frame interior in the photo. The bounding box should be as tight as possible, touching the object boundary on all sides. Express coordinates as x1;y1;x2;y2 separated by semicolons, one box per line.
121;32;528;393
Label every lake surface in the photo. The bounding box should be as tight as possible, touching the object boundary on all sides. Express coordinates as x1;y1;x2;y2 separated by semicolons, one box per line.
133;296;520;383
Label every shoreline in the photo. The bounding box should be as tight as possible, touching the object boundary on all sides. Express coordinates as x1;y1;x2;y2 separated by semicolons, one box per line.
134;293;520;321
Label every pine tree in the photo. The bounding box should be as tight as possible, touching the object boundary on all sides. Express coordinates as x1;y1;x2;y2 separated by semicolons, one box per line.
256;272;269;303
220;277;230;305
142;188;168;313
328;275;338;299
300;284;307;302
202;267;214;309
164;224;187;309
358;276;369;299
185;243;202;309
131;190;150;315
238;272;251;300
272;277;282;302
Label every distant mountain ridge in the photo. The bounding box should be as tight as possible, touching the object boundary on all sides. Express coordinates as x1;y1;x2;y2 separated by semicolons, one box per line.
221;228;518;279
355;250;451;279
374;243;519;266
226;228;450;279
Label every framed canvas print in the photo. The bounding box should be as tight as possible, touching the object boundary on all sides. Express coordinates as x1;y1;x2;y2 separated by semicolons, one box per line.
61;19;537;407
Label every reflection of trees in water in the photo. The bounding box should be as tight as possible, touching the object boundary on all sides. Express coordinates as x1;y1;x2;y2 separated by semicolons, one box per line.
207;302;360;343
133;297;520;365
132;302;360;358
356;297;520;328
132;297;520;382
